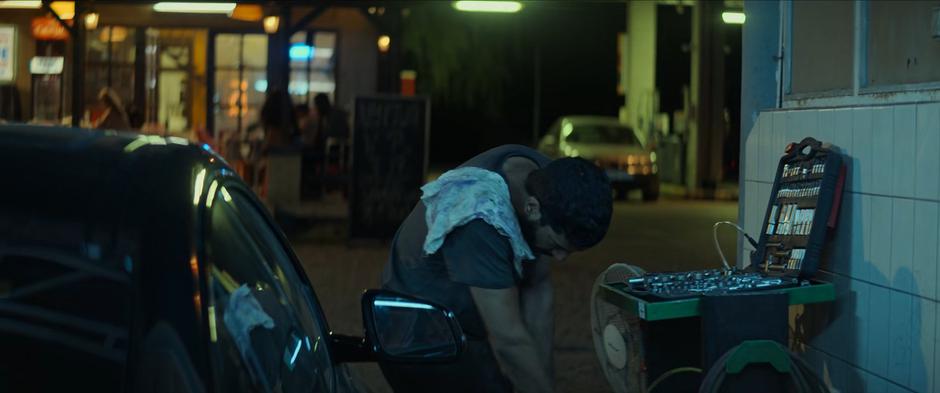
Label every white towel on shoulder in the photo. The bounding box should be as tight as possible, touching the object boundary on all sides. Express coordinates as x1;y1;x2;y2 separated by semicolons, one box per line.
421;166;535;275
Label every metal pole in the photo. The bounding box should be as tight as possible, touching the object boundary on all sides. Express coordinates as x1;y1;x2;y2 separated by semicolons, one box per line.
71;1;85;127
531;44;541;147
277;5;291;94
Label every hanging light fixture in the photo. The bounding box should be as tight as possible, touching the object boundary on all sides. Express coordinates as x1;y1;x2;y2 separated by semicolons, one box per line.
230;4;262;21
49;1;74;19
377;35;391;53
84;12;99;29
263;15;279;34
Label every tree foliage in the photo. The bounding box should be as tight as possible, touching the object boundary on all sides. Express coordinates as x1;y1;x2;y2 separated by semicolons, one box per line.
402;4;527;117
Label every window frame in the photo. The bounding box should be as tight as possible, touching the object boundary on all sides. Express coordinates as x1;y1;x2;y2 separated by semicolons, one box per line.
84;25;139;106
206;29;340;136
781;0;940;108
209;32;267;135
783;0;856;98
288;29;340;107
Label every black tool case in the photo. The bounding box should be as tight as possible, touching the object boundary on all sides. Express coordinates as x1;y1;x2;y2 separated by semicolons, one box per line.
751;137;846;278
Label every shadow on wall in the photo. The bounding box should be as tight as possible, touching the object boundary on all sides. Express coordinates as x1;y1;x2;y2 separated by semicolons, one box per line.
792;147;928;392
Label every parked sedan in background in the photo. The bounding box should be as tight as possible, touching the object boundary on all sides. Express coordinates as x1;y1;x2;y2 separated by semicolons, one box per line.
0;126;465;393
538;116;659;201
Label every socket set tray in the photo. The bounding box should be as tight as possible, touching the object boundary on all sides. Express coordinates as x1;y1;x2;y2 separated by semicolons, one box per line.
624;137;845;301
625;269;803;300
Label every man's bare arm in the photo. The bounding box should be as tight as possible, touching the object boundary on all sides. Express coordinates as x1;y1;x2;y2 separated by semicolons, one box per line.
470;286;554;393
519;258;554;377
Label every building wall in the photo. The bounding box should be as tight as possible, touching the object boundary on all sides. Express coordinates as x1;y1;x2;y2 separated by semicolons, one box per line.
307;7;378;113
738;0;781;260
743;104;940;392
1;10;44;121
626;1;656;144
741;1;940;391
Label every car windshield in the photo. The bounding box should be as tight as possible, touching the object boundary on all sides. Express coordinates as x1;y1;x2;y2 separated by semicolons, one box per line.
566;124;639;145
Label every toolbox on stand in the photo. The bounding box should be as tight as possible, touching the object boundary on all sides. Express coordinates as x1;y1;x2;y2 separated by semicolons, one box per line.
599;137;846;392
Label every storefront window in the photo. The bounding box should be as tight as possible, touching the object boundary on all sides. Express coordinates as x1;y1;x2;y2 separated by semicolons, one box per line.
85;26;137;117
144;28;210;136
212;33;268;138
241;35;268;69
211;30;338;165
156;48;190;134
31;42;67;123
215;34;241;68
288;31;337;107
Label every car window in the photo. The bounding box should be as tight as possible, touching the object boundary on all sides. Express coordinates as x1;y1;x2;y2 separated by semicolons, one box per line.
204;184;334;393
566;124;639;145
225;186;337;388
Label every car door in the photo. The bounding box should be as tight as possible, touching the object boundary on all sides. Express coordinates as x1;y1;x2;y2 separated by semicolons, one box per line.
201;180;343;393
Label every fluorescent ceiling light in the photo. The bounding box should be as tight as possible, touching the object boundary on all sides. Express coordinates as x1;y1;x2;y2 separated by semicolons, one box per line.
722;11;745;24
0;1;41;8
453;1;523;13
153;2;236;14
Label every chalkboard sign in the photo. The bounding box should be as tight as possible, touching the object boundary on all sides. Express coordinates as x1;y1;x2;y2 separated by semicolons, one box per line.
349;95;429;239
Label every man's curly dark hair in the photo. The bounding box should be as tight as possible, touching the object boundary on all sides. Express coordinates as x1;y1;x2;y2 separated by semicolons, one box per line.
524;157;613;250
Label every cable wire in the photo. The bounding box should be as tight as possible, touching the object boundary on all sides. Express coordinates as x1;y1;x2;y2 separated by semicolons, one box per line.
712;221;759;271
647;367;702;393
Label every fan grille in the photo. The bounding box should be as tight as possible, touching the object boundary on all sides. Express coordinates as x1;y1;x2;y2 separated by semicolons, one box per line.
591;263;647;393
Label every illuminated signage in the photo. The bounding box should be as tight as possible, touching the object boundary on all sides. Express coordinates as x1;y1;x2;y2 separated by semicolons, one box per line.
30;56;64;74
31;17;69;41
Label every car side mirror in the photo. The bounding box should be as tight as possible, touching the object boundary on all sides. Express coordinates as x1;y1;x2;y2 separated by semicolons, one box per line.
361;289;466;363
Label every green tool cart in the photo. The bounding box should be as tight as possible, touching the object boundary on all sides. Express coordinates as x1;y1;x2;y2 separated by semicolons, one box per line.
591;138;845;393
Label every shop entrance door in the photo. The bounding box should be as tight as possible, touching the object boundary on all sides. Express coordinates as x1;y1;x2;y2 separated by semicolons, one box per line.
144;28;207;137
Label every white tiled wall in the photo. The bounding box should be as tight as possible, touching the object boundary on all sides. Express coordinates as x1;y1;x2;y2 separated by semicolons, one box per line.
741;103;940;392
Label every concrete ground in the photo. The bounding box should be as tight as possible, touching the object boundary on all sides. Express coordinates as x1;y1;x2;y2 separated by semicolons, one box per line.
290;195;740;392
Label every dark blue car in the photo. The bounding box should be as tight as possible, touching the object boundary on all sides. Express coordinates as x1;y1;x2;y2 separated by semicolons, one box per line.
0;125;464;392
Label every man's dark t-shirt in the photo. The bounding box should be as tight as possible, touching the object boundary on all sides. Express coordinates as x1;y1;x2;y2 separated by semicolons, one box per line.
380;145;551;392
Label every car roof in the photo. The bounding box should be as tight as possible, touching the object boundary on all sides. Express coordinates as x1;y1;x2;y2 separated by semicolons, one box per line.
0;123;235;276
0;124;229;386
0;124;220;252
558;116;629;127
